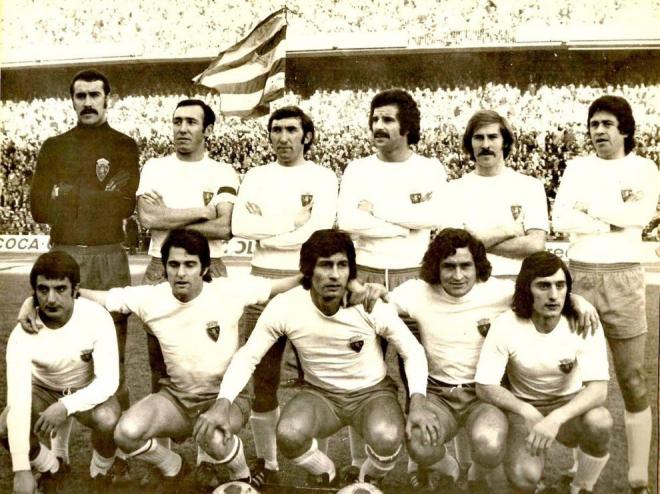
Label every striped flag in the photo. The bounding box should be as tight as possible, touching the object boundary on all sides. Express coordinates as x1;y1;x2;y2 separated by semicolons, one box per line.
193;8;287;118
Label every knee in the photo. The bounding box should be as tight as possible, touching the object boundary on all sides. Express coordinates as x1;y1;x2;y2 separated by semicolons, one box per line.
201;430;234;460
470;424;507;467
581;408;612;447
507;459;543;493
276;419;310;458
364;420;404;456
406;429;445;466
113;416;146;448
91;404;121;435
620;367;648;410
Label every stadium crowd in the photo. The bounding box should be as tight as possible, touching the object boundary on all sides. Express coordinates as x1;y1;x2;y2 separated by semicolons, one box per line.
3;0;657;60
2;81;658;236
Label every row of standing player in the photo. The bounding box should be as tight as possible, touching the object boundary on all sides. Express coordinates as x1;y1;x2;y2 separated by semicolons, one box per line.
7;68;659;493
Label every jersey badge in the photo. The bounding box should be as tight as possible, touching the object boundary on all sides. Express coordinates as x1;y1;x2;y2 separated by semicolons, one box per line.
510;204;522;221
80;349;93;362
349;336;364;352
96;158;110;182
301;193;313;206
477;318;491;337
410;193;422;204
558;357;576;374
206;321;221;342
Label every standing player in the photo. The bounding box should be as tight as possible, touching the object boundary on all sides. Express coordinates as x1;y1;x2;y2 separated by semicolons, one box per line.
337;89;447;472
231;106;338;485
476;252;613;494
29;68;139;462
74;229;301;490
197;230;435;489
447;110;548;277
2;252;121;494
137;98;238;393
553;95;660;494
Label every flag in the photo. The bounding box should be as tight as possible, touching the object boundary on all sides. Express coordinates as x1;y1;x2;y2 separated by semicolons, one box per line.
193;8;287;118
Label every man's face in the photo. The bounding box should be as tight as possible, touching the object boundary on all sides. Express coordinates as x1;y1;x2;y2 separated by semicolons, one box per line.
589;111;626;160
269;117;308;166
165;247;206;302
530;268;567;320
173;105;209;157
438;247;477;298
471;123;505;170
34;276;77;326
311;252;350;302
370;105;408;153
72;80;108;127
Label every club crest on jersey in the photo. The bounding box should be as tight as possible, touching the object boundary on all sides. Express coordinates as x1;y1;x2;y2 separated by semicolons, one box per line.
620;188;633;202
477;318;491;337
80;349;93;363
203;191;214;205
349;336;364;352
510;204;522;221
410;193;422;204
301;193;313;206
558;358;576;374
206;321;220;342
96;158;110;182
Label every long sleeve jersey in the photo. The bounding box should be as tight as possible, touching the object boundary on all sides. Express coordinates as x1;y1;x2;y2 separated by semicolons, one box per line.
30;122;139;245
218;286;428;401
231;161;338;270
6;298;119;471
552;153;659;263
337;153;448;269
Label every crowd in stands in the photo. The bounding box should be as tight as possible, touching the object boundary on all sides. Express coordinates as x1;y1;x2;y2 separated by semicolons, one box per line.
1;81;658;237
3;0;657;61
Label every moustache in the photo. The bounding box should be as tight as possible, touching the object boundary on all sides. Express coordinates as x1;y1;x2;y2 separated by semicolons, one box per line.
478;150;495;156
81;108;98;115
373;131;389;139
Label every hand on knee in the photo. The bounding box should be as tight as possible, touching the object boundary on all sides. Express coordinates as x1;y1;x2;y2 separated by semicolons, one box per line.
407;429;445;466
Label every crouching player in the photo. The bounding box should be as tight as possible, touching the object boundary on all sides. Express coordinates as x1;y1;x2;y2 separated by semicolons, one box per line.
196;229;436;489
73;229;302;490
476;252;612;494
2;251;122;494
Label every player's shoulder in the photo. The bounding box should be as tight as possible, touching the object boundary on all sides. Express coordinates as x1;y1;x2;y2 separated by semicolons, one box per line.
106;125;138;145
625;152;657;171
75;297;113;319
305;160;337;177
491;308;520;330
504;167;543;186
344;154;376;171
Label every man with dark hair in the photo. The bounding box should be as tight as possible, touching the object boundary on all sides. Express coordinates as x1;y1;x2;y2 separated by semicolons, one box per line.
338;89;447;474
198;229;433;490
136;98;238;475
50;229;301;491
476;252;612;494
553;95;659;494
447;109;548;277
3;251;121;494
29;67;139;466
231;105;337;486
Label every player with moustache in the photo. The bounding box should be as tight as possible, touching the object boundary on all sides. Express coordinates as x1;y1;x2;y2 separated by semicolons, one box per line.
230;106;338;487
29;69;139;468
446;110;548;278
553;96;660;494
476;252;612;494
383;229;599;493
2;252;121;494
337;89;447;474
197;230;437;490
